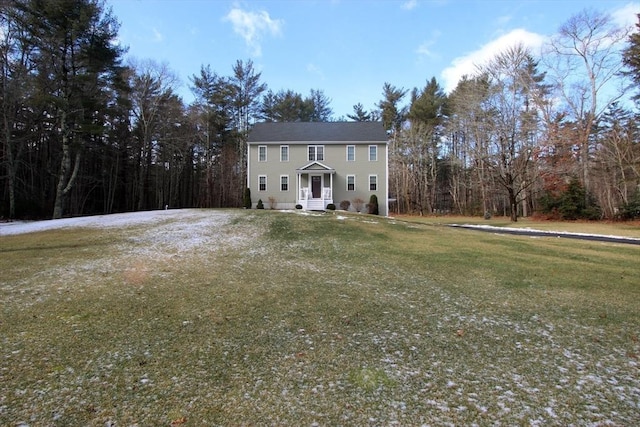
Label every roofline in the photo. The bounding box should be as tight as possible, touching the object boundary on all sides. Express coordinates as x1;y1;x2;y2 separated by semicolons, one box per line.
248;140;388;145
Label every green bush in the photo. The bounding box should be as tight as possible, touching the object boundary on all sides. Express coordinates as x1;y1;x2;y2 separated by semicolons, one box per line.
619;188;640;220
368;194;379;215
537;177;601;220
326;203;336;210
295;204;303;210
256;199;264;209
243;188;252;209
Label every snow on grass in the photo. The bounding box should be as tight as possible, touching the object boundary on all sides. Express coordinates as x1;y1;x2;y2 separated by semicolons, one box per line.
451;223;640;243
1;210;639;425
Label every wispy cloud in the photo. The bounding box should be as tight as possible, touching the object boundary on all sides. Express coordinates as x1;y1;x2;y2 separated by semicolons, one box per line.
441;28;545;92
416;30;441;59
611;2;640;28
152;28;164;42
307;63;325;80
224;5;283;57
402;0;418;11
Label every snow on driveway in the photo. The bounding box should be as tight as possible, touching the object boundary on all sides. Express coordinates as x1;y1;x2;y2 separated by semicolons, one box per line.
0;209;212;236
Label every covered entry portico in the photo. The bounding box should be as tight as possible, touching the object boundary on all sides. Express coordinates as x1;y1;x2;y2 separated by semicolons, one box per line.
296;161;335;210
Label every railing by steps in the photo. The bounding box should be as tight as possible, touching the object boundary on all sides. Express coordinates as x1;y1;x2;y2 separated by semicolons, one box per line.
298;187;333;210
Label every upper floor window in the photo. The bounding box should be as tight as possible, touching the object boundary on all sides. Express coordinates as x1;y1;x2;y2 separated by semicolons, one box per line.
280;145;289;162
369;174;378;191
369;145;377;161
258;145;267;162
346;145;355;161
308;145;324;161
258;175;267;191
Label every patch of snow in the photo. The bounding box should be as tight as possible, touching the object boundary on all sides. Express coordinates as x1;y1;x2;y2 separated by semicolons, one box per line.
450;224;640;243
0;209;197;236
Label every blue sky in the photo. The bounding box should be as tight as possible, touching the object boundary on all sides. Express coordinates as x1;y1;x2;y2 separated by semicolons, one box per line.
109;0;639;119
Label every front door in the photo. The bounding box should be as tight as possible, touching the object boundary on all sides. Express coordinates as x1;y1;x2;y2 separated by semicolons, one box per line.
311;175;322;198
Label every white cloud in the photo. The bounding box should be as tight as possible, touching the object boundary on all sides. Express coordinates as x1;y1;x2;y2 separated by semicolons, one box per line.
611;2;640;29
402;0;418;11
224;6;283;57
307;63;325;80
441;28;546;93
152;28;164;42
416;30;441;59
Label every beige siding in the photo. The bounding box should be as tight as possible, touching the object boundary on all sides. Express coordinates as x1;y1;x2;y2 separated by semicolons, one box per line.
248;141;388;215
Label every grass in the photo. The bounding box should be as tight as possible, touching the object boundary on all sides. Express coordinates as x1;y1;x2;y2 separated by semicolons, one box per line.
1;209;639;425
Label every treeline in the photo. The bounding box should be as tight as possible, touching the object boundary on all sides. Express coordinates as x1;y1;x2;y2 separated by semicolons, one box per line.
1;1;639;221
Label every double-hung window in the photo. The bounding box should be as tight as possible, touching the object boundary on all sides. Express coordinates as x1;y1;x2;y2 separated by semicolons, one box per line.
280;145;289;162
369;145;377;161
258;175;267;192
258;145;267;162
369;174;378;191
347;175;355;191
346;145;355;161
308;145;324;162
280;175;289;191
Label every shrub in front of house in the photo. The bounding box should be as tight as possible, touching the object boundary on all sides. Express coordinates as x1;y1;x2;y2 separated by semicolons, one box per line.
326;203;336;210
352;198;364;213
268;196;277;210
340;200;351;211
243;188;251;209
295;204;303;210
256;199;264;209
368;195;379;215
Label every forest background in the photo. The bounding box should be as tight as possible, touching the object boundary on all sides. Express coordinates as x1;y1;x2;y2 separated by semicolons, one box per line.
2;0;640;221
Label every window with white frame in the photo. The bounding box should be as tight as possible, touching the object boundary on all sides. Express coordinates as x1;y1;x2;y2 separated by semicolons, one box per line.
280;175;289;191
369;174;377;191
308;145;324;161
346;145;355;161
369;145;377;161
258;145;267;162
258;175;267;191
347;175;355;191
280;145;289;162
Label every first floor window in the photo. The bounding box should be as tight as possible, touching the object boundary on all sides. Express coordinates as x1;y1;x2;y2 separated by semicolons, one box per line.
258;145;267;162
369;174;377;191
259;175;267;191
347;175;355;191
280;175;289;191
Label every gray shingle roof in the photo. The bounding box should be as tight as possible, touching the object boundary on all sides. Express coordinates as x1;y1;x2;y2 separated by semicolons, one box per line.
247;121;388;143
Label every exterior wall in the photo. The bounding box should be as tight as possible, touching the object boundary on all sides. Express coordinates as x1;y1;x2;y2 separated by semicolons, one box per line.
248;141;388;215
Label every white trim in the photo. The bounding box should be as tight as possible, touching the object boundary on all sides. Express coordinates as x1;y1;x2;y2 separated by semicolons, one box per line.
369;174;378;191
280;174;289;192
280;145;289;162
258;145;267;162
369;145;377;161
346;174;356;192
307;145;325;161
258;175;267;192
346;144;355;161
295;161;336;173
385;143;389;216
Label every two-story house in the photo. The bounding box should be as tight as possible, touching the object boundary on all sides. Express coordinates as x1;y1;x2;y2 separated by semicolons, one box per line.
247;121;389;216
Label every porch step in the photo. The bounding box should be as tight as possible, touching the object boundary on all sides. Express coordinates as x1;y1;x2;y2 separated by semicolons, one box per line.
306;200;326;210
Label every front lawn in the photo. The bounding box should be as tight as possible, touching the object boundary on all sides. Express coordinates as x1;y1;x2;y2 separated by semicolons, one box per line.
1;209;639;425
